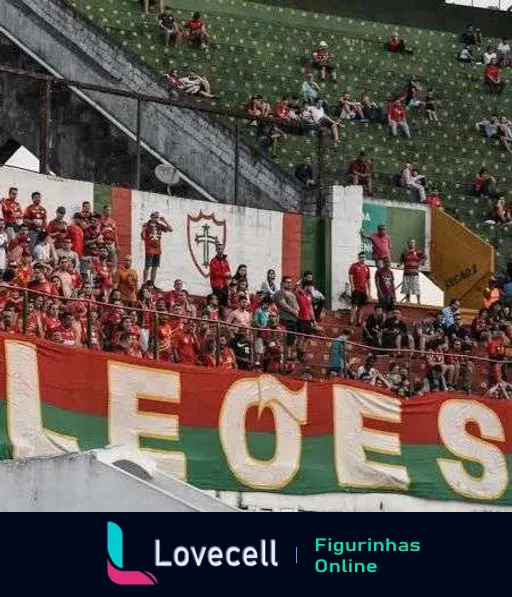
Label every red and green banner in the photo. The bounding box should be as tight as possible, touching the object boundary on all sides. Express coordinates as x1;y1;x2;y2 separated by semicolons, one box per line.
1;333;511;504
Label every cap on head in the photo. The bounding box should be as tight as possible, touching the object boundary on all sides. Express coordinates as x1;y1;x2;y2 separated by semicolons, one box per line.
319;41;327;48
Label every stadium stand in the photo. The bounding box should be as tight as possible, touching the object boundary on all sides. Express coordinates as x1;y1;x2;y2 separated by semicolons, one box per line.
72;0;512;267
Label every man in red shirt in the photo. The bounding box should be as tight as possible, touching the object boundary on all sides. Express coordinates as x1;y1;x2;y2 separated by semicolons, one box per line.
141;211;172;285
7;224;30;263
311;41;337;82
487;328;509;383
387;99;411;138
92;246;114;301
183;12;209;50
24;191;47;251
79;201;93;225
295;280;316;362
399;237;426;304
387;33;413;54
60;312;78;347
67;213;85;260
348;252;371;326
485;59;505;95
274;100;293;122
217;334;237;369
1;187;23;238
174;321;200;365
346;151;373;196
47;206;68;250
361;224;392;268
424;190;443;208
375;257;396;312
209;242;231;312
27;264;59;296
100;205;119;265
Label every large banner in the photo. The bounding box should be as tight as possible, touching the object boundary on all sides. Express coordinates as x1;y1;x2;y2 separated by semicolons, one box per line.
1;334;511;505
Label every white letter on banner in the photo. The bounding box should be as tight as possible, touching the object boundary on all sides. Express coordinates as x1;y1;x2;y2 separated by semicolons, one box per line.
219;375;307;490
437;400;507;500
5;340;79;457
333;386;410;490
107;361;185;479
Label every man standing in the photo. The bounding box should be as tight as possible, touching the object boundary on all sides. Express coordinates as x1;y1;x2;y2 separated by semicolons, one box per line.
209;243;231;312
100;205;119;266
23;192;47;252
116;255;139;305
275;276;299;351
67;213;85;261
400;237;426;304
361;224;392;268
295;279;317;362
375;257;396;312
348;252;370;326
141;211;172;285
47;207;68;250
1;187;23;240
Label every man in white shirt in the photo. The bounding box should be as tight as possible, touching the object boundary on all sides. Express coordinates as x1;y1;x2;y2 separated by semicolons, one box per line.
498;37;511;66
301;72;321;105
304;99;339;144
484;46;497;66
56;237;80;270
401;163;426;202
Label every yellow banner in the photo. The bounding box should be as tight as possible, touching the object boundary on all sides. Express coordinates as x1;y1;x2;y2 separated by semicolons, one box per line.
430;209;495;309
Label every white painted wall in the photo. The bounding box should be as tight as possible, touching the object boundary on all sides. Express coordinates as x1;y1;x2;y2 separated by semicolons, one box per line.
131;191;284;295
368;266;444;307
330;185;365;308
331;186;443;309
0;166;93;219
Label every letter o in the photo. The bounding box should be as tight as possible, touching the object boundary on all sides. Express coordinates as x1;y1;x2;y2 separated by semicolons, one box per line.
315;559;328;572
219;376;307;490
173;547;189;566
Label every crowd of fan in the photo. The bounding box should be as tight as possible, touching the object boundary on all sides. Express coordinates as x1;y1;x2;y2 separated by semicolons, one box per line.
340;224;512;398
138;4;511;201
1;185;511;396
0;186;330;375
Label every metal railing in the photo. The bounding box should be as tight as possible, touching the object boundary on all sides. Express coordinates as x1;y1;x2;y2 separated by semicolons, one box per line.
0;64;330;215
3;285;512;398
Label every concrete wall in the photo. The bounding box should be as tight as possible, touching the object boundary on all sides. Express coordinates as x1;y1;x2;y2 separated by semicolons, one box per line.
0;34;168;192
0;450;240;512
0;0;302;211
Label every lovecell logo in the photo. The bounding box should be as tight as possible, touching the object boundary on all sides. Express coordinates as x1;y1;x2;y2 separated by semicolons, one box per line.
107;522;158;586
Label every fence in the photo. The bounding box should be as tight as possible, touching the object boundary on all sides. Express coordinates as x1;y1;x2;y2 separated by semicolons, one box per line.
3;285;511;399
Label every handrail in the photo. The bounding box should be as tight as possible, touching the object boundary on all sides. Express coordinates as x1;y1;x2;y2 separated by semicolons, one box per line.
4;284;511;376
